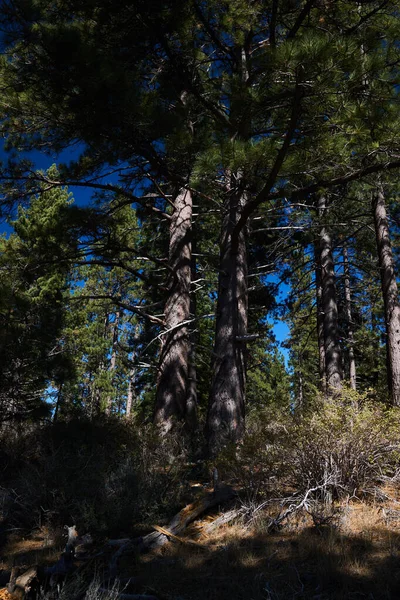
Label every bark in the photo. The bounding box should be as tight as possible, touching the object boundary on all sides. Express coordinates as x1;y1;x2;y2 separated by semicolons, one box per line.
372;186;400;405
53;382;63;423
106;310;120;414
318;195;343;392
109;484;236;576
126;324;140;417
314;241;327;394
186;237;198;430
126;367;135;417
297;362;304;409
343;244;357;390
154;187;196;431
206;184;248;455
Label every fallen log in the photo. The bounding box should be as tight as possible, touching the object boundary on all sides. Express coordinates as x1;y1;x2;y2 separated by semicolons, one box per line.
152;525;206;548
7;566;41;600
202;508;244;535
109;484;235;576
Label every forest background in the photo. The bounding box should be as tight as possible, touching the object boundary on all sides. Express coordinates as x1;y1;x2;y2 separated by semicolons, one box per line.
1;2;400;598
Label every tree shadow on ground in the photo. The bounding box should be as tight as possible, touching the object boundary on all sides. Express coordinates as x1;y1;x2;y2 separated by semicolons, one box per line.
124;523;400;600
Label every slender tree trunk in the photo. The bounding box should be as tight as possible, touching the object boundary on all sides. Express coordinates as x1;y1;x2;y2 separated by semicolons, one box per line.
154;187;196;431
53;382;63;423
343;244;356;390
126;324;140;417
314;241;327;394
206;183;248;455
126;367;135;417
297;356;304;409
372;186;400;405
106;310;120;414
318;195;343;392
109;311;120;372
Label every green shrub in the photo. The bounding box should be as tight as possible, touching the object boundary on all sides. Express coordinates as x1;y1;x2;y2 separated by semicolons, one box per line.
218;389;400;503
289;389;400;499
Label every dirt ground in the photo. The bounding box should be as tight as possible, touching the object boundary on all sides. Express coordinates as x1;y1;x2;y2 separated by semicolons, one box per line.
2;497;400;600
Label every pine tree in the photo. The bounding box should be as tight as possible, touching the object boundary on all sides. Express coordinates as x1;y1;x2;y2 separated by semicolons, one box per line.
0;167;75;421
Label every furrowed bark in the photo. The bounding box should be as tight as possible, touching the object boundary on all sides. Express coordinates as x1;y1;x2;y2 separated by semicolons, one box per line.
372;186;400;406
318;195;343;392
154;187;196;431
186;234;198;431
343;243;356;390
206;183;248;455
314;240;327;394
206;42;250;456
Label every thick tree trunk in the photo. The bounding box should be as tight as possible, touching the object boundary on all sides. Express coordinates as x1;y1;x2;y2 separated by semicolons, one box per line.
372;186;400;405
343;244;356;390
314;241;327;394
318;195;343;392
154;187;197;431
186;239;198;430
206;184;248;455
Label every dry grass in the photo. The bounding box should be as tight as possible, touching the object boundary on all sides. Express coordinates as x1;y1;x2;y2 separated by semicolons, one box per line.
118;499;400;600
0;526;61;570
3;499;400;599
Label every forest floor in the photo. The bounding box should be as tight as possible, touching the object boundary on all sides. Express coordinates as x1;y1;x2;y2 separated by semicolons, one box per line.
2;489;400;600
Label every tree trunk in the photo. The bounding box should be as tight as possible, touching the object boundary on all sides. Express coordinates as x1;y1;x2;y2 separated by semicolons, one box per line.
53;382;63;423
126;367;135;417
343;243;356;390
318;195;342;392
206;183;248;455
297;357;304;409
106;310;120;414
372;186;400;405
314;241;327;394
186;235;198;430
154;187;196;431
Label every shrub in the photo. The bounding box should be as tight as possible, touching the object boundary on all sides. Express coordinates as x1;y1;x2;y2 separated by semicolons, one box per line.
0;416;193;536
289;389;400;499
217;389;400;504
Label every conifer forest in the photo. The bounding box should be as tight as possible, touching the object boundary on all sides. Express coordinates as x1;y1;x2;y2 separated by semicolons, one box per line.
3;2;400;599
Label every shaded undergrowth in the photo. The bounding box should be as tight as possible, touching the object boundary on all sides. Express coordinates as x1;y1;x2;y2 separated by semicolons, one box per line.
131;518;400;600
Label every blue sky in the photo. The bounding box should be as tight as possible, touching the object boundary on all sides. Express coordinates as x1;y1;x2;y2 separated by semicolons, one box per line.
0;144;291;361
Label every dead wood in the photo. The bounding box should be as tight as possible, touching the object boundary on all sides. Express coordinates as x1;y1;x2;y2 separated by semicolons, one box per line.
151;525;206;548
109;484;235;576
15;568;38;590
6;566;42;600
202;508;244;534
7;567;25;594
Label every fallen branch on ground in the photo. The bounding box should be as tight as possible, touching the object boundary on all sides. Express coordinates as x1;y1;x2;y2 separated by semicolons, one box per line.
202;508;245;535
266;481;337;531
152;524;206;548
109;484;236;577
